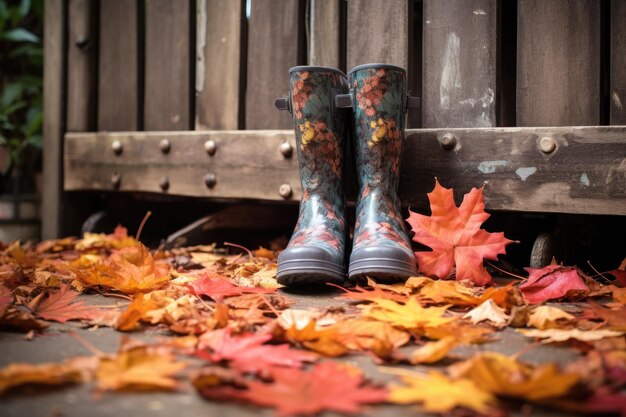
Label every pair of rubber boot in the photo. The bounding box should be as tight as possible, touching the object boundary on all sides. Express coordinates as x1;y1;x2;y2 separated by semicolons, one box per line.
275;63;418;287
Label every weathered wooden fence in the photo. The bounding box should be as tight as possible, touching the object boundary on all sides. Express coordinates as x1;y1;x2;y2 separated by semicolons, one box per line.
44;0;626;241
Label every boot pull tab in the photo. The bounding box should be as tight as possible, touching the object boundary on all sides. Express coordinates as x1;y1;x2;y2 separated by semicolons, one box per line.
334;93;353;110
406;95;420;111
275;96;291;113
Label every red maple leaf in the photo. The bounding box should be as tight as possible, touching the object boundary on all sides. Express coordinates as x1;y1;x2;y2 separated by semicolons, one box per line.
187;275;275;301
406;179;516;286
519;265;590;304
606;257;626;287
196;328;316;375
33;282;103;323
197;361;388;416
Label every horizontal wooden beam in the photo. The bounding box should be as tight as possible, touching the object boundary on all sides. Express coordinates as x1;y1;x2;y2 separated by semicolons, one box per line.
64;127;626;216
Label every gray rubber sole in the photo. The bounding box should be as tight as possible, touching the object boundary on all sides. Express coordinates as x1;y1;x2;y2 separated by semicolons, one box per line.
348;246;418;283
277;258;346;286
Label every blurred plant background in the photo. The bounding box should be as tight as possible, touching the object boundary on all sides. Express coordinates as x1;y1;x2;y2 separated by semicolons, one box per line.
0;0;43;195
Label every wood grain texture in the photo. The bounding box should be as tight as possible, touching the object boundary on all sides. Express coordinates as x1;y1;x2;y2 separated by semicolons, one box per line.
611;0;626;124
144;0;190;130
196;0;242;130
346;0;408;70
422;0;497;128
42;0;65;239
98;0;138;131
245;0;299;129
309;0;341;68
64;127;626;215
517;0;601;126
67;0;96;132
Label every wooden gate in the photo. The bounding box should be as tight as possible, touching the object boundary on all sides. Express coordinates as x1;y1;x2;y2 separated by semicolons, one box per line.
44;0;626;259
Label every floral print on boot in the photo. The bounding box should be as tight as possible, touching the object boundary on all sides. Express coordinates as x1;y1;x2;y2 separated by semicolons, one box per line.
346;64;418;282
275;66;349;286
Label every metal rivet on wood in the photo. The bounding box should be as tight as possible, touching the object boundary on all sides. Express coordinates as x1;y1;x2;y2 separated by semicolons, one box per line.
111;140;123;155
204;173;217;188
440;133;458;150
278;183;292;199
159;139;171;154
279;142;293;158
159;177;170;191
538;137;556;154
204;140;217;156
110;173;121;189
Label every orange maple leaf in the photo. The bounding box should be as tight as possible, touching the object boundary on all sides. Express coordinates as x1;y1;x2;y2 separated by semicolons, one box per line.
406;179;517;286
31;282;103;323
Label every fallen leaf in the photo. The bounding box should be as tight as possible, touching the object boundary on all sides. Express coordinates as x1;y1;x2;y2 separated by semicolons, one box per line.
518;328;624;344
406;276;483;307
583;302;626;331
332;319;411;351
0;285;12;316
0;356;97;394
197;328;317;375
388;370;496;413
0;307;50;331
527;305;575;329
32;282;103;323
331;282;409;303
519;264;590;304
197;361;388;416
96;344;187;391
423;322;495;344
406;179;516;285
449;351;580;401
409;336;457;364
187;275;274;301
360;297;455;331
463;299;509;327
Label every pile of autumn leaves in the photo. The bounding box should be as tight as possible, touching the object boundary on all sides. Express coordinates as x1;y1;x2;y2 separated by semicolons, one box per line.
0;181;625;417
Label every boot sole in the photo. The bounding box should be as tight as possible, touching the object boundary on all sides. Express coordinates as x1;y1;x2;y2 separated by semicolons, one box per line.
348;257;418;283
277;259;346;287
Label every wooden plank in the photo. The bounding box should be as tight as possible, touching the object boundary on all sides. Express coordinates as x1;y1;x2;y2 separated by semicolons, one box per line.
64;127;626;216
245;0;300;129
98;0;139;131
346;0;408;70
196;0;242;130
42;0;65;239
144;0;190;130
422;0;498;128
67;0;96;131
308;0;341;69
517;0;601;126
611;0;626;124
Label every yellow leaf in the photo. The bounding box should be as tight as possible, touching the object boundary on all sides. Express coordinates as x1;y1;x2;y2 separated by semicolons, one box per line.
449;352;580;401
463;299;509;327
518;328;623;343
388;370;496;413
409;336;457;364
527;306;575;329
360;297;455;331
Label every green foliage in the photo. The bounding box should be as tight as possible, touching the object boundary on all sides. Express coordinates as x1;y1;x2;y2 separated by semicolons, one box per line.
0;0;43;180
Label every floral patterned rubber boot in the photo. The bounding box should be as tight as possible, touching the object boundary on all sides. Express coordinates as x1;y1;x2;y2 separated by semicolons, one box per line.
339;63;419;282
274;66;349;286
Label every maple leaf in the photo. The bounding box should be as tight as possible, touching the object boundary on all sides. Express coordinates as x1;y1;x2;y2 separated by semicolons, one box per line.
409;336;458;364
518;328;624;344
31;282;103;323
606;257;626;287
462;299;510;327
406;179;516;285
583;302;626;331
527;306;575;329
332;319;411;352
330;280;409;303
388;370;496;413
0;285;12;316
197;328;317;375
406;276;483;307
278;319;348;357
449;351;580;401
519;264;591;304
187;274;274;302
360;297;455;331
197;362;388;417
96;343;187;391
0;356;97;394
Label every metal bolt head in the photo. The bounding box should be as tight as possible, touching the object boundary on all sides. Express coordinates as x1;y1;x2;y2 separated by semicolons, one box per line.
278;183;292;199
204;140;217;156
110;173;121;189
204;173;217;188
111;140;123;155
279;142;293;158
159;138;171;154
440;133;458;150
538;137;556;154
159;176;170;191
